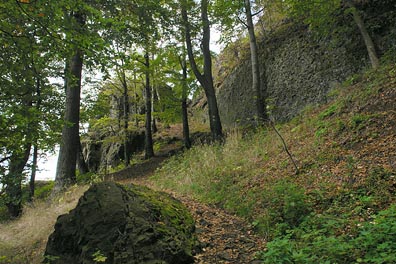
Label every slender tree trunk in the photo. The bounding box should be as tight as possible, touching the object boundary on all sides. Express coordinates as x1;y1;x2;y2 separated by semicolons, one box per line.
29;145;38;201
54;49;83;192
181;98;191;148
29;75;42;201
5;145;31;218
244;0;267;124
182;0;223;141
144;52;154;159
151;86;158;134
134;72;139;127
121;70;130;167
117;97;122;130
180;57;191;149
151;55;158;134
77;138;89;175
346;0;380;69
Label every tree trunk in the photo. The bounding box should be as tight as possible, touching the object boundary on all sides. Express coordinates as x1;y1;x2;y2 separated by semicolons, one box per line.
29;75;42;201
54;12;85;192
182;0;223;141
134;72;139;127
29;145;38;201
5;145;31;218
144;52;154;159
244;0;267;124
346;0;380;69
180;57;191;149
151;86;158;134
205;80;223;141
54;49;84;192
121;70;130;167
77;139;89;175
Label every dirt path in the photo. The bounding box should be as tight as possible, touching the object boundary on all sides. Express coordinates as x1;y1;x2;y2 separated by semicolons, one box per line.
169;193;265;264
111;147;266;263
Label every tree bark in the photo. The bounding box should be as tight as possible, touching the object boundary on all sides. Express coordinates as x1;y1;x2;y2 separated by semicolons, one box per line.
5;145;31;218
182;0;223;141
180;57;191;149
29;145;38;201
29;75;42;201
54;12;85;193
345;0;380;69
133;72;139;127
54;48;83;192
120;69;130;167
4;85;33;216
244;0;268;124
77;138;89;175
144;52;154;159
151;86;158;134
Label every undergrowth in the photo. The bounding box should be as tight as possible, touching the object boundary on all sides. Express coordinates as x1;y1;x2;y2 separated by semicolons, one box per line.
151;62;396;263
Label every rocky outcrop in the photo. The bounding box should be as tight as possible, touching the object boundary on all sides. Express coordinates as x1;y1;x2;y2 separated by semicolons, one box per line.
44;182;198;264
216;0;396;126
83;130;145;172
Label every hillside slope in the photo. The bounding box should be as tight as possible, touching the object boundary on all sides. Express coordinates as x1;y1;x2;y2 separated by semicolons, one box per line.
151;62;396;262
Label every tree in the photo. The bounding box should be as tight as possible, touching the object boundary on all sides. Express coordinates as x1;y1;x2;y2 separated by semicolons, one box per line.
213;0;269;124
283;0;380;69
54;0;132;191
144;51;155;158
161;44;196;149
77;136;89;175
0;0;64;216
344;0;379;69
54;11;86;193
29;70;43;201
180;54;192;149
182;0;223;141
111;51;132;167
133;0;176;158
244;0;268;123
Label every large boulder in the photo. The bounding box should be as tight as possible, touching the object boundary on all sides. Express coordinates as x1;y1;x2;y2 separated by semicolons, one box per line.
44;182;198;264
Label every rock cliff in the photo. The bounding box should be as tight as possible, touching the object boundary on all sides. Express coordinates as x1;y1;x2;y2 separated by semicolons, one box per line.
216;0;396;126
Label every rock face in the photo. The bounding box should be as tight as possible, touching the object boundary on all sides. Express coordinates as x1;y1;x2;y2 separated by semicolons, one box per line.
83;130;145;172
216;0;396;126
44;182;198;264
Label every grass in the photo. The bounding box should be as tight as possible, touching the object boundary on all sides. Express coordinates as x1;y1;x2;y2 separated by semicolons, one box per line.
0;185;88;264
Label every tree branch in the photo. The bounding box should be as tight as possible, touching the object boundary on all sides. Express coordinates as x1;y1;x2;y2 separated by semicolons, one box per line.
252;8;264;17
0;156;11;163
269;120;299;175
237;15;248;28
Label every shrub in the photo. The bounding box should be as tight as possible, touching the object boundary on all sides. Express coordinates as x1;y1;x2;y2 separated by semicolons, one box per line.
34;181;55;200
259;205;396;263
77;172;102;184
354;205;396;263
255;180;311;239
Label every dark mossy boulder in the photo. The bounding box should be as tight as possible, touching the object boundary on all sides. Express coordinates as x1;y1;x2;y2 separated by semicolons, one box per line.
44;182;198;264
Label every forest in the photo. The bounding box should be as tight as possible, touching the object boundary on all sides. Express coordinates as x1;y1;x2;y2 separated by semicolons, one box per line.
0;0;395;263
